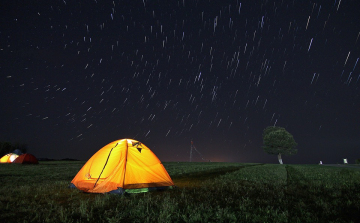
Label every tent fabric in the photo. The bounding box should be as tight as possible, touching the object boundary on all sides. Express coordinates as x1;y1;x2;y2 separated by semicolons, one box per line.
13;153;39;164
70;139;174;194
0;153;19;163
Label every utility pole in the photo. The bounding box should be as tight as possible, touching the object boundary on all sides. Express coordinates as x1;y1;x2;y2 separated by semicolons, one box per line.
190;141;207;162
190;141;193;162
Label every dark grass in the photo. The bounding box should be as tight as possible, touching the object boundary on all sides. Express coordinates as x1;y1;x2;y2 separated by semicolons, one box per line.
0;161;359;222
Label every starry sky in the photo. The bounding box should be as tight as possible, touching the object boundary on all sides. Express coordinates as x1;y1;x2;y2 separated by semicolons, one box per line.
1;0;360;164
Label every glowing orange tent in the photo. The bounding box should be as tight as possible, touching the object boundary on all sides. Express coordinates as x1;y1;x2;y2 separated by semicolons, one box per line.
70;139;174;194
0;153;19;163
13;153;39;164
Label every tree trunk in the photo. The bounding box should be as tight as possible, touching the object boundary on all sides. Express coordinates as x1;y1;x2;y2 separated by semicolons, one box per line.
278;153;283;164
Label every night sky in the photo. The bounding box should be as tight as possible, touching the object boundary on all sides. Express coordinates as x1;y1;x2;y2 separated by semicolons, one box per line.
1;0;360;164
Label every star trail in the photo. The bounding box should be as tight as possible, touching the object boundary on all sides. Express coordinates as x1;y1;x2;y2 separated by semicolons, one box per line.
1;0;360;164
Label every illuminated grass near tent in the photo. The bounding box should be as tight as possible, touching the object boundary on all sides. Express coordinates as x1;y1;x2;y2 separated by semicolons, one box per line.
0;162;359;222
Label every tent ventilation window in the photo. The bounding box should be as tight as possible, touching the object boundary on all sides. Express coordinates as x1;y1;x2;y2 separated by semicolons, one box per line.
133;142;142;153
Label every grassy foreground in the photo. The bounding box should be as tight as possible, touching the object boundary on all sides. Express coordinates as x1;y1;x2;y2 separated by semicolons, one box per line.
0;162;360;222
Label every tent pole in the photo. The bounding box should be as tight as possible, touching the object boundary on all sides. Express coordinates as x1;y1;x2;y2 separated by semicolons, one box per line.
93;143;118;188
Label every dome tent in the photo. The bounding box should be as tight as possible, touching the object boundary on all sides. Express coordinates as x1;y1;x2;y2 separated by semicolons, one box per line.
0;153;19;163
13;153;39;164
70;139;174;194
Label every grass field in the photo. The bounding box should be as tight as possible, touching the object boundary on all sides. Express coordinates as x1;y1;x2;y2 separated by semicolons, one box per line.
0;162;360;222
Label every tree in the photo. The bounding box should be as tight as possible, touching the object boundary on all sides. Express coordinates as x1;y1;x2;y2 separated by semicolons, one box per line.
0;142;28;156
0;142;13;157
262;126;297;164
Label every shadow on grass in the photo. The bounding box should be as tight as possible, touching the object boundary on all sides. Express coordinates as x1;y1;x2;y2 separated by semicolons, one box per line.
173;163;265;188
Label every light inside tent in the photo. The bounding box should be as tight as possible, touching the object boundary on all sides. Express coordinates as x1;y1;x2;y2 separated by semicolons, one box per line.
10;154;19;162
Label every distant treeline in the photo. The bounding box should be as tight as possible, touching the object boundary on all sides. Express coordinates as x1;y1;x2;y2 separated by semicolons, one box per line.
0;141;27;157
38;158;80;161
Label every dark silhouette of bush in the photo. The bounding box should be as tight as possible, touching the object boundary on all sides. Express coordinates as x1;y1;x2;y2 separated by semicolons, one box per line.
0;141;28;156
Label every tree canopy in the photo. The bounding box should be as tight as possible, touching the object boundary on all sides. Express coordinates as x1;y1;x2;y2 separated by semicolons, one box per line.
262;126;297;163
0;142;27;156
